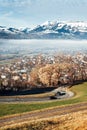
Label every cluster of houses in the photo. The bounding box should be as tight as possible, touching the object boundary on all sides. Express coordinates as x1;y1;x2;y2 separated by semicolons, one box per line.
0;53;87;91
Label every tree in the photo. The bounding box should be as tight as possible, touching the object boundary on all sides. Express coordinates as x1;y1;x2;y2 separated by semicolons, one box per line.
30;68;40;87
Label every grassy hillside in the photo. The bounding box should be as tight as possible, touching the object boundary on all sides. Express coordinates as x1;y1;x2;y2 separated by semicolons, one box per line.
0;82;87;117
1;110;87;130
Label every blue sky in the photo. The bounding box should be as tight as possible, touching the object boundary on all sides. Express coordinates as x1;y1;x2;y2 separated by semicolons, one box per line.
0;0;87;28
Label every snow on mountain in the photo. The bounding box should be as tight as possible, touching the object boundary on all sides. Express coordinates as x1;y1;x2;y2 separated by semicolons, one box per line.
0;21;87;39
42;30;58;34
21;28;30;34
0;26;21;34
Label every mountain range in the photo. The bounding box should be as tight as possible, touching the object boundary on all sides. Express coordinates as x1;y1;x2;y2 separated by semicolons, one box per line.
0;21;87;39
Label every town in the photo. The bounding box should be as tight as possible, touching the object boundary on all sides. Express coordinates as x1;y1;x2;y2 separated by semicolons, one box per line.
0;53;87;92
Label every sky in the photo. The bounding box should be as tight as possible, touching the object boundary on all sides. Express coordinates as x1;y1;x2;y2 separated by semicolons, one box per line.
0;0;87;28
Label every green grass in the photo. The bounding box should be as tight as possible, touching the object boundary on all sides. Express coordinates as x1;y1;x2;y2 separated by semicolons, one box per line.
0;82;87;117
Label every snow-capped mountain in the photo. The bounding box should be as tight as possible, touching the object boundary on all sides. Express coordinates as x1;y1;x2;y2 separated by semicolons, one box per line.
0;21;87;39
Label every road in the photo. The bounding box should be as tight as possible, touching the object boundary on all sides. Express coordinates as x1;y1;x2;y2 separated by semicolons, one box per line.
0;87;74;103
0;102;87;128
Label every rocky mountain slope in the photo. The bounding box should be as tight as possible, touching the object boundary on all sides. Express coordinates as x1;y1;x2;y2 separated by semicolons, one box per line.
0;21;87;39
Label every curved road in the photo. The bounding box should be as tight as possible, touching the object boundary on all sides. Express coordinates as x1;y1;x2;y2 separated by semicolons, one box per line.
0;87;74;103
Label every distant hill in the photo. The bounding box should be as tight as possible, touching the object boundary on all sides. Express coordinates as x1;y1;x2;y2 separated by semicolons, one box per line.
1;21;87;39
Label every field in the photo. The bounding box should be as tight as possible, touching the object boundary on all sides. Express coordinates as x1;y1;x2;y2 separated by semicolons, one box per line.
0;82;87;117
0;82;87;129
2;110;87;130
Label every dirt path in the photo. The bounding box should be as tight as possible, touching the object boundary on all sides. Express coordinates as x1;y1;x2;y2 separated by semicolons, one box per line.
0;102;87;128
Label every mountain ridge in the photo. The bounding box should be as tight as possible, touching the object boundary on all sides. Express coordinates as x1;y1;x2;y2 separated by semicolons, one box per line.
0;21;87;39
